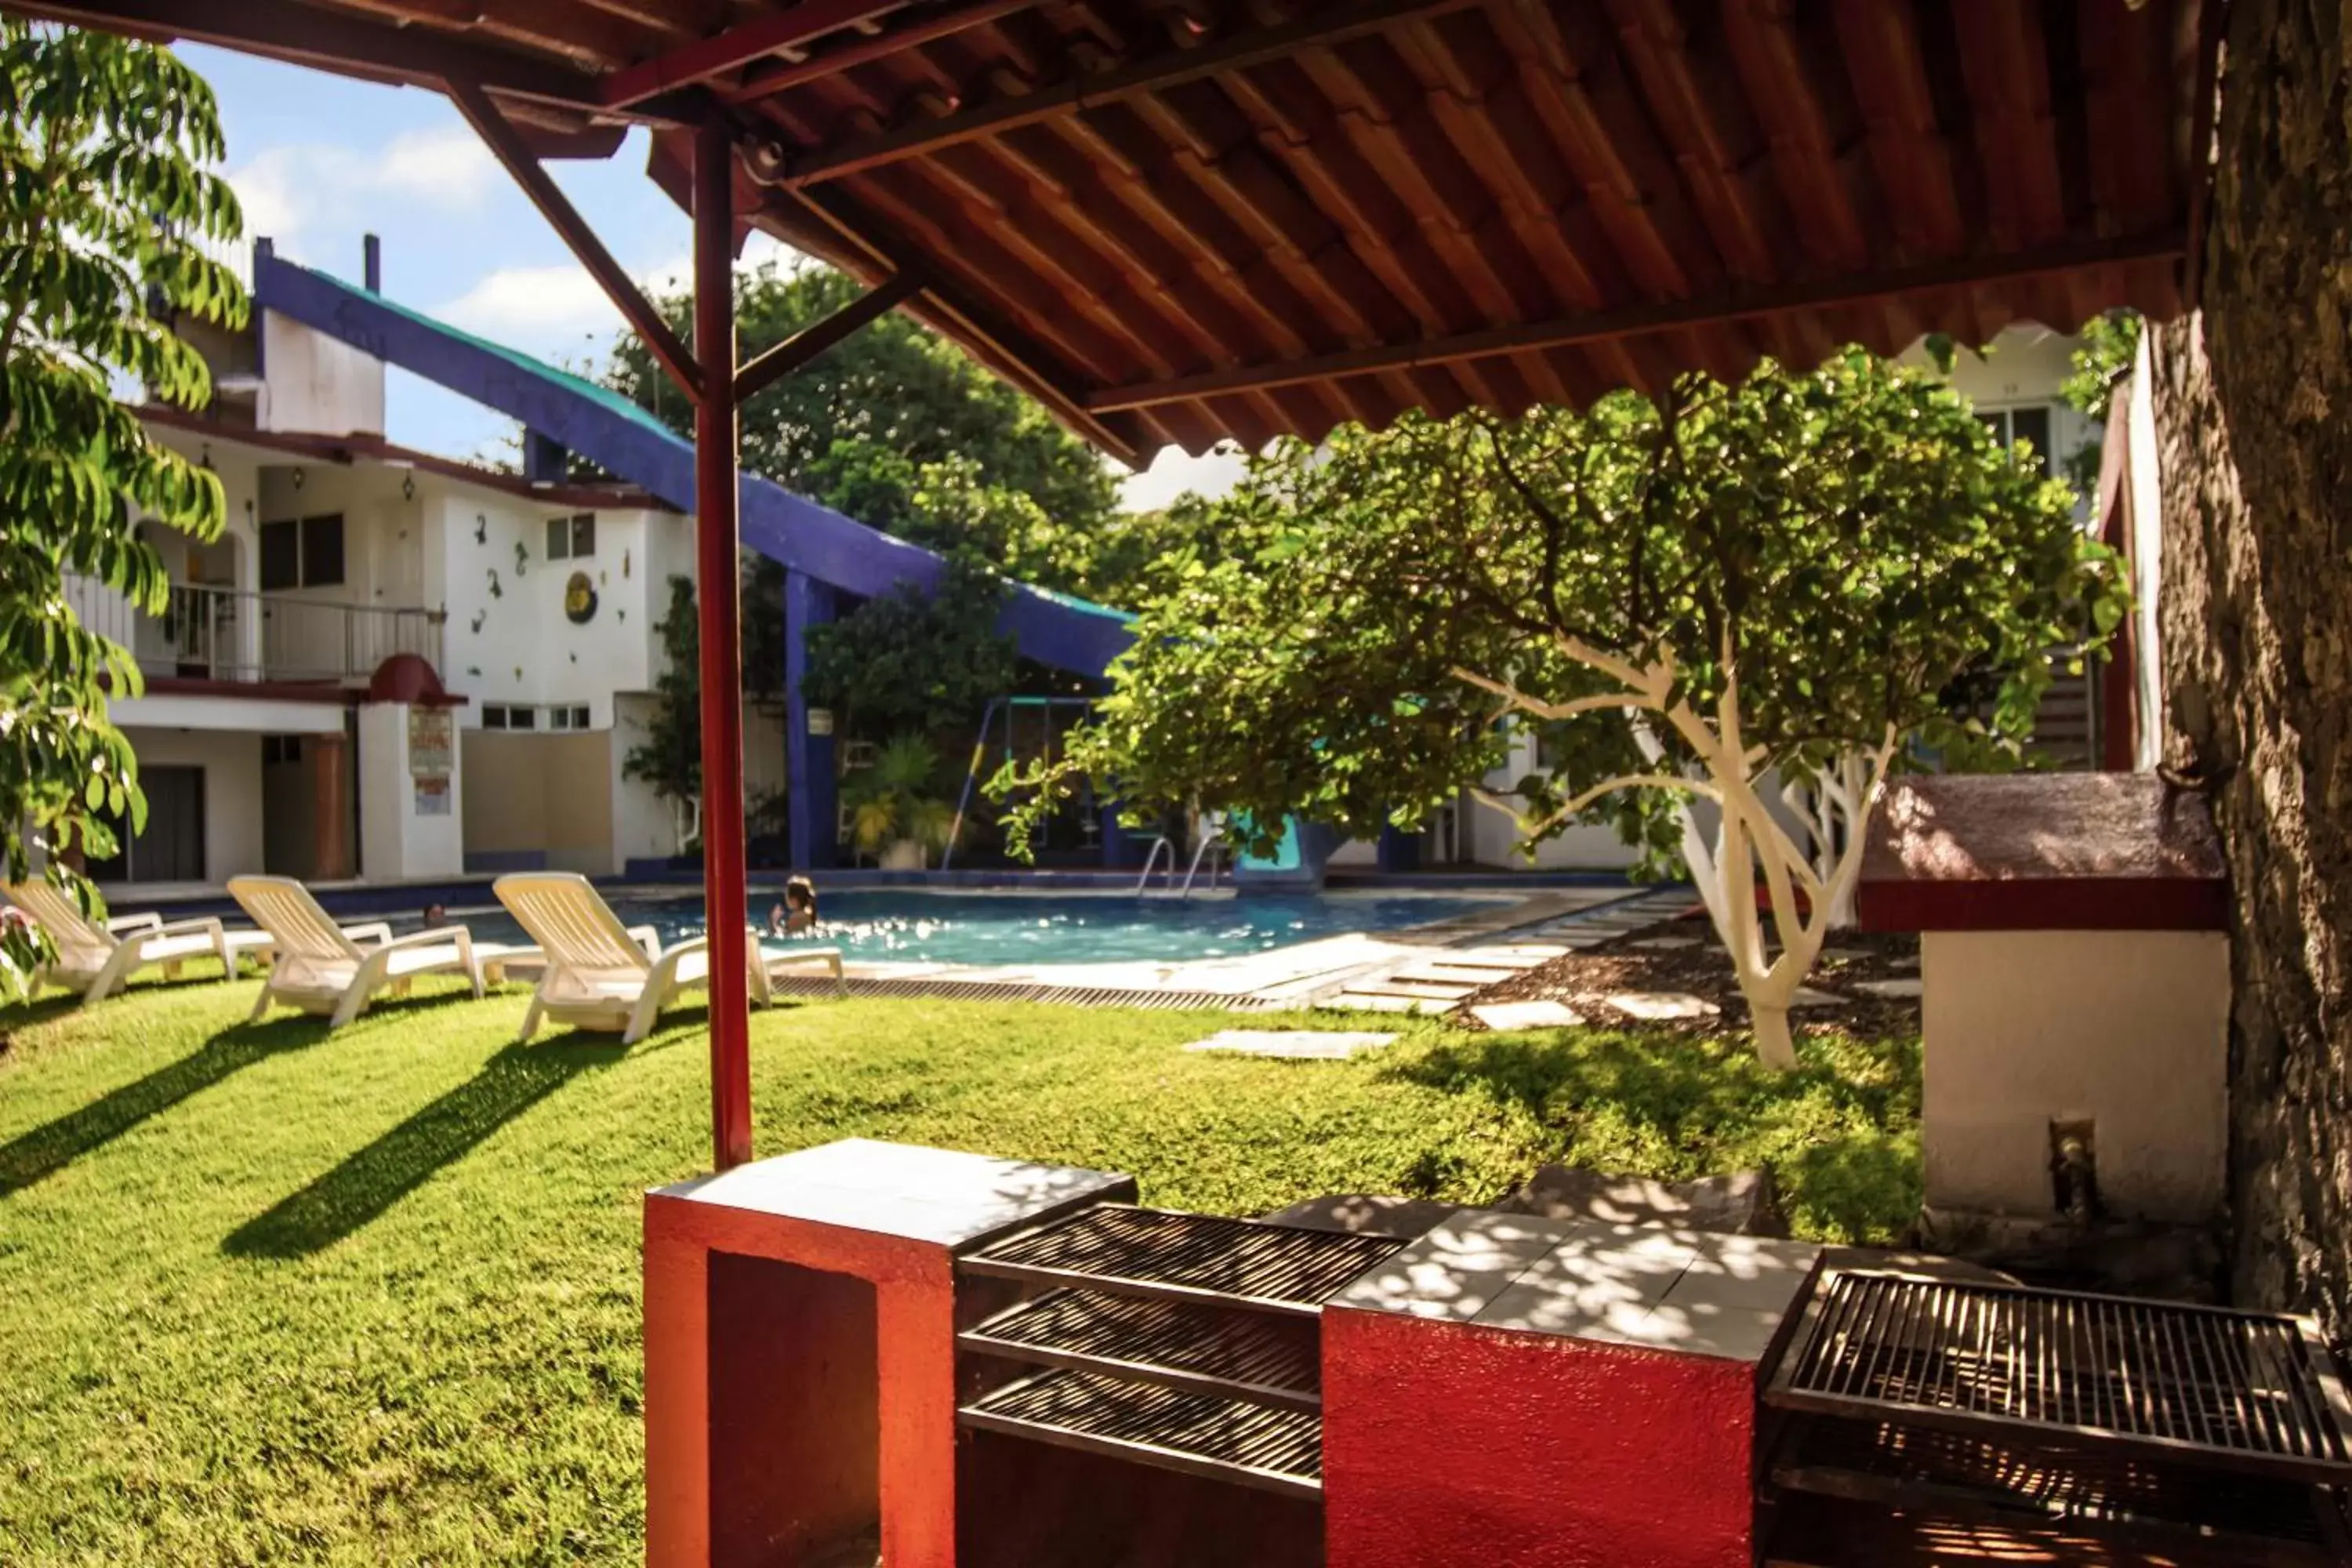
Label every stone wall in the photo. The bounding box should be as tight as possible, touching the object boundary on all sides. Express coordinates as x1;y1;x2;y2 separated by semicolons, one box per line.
2150;0;2352;1342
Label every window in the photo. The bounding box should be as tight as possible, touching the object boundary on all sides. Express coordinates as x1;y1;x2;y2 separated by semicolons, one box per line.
1978;406;2056;478
262;735;303;765
547;704;592;731
546;513;594;560
260;514;345;588
482;703;539;731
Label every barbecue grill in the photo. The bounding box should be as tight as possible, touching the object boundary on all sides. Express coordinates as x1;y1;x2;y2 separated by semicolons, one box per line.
1762;1269;2352;1564
953;1204;1406;1500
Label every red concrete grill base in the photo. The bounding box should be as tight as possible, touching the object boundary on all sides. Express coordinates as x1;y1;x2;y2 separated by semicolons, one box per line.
1323;1308;1759;1568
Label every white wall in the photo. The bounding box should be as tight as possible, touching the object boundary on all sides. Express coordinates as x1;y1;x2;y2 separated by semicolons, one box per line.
357;702;464;880
1922;928;2230;1225
610;692;681;866
434;488;688;723
257;310;385;438
116;727;264;885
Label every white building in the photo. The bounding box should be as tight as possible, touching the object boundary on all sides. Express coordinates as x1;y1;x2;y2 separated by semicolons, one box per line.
69;297;709;897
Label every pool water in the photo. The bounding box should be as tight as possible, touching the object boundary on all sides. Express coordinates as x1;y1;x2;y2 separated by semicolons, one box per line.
448;890;1494;966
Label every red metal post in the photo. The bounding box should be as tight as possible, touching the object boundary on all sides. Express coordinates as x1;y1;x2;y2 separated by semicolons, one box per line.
692;115;754;1171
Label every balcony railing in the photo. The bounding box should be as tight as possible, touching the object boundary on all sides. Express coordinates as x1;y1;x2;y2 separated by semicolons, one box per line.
64;575;444;684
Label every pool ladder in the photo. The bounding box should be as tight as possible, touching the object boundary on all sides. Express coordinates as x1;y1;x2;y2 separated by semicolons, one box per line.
1134;832;1229;898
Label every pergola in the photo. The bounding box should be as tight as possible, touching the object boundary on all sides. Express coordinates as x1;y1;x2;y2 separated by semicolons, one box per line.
21;0;2218;1172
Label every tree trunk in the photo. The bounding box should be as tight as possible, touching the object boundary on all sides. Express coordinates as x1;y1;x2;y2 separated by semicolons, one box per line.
1751;1002;1798;1072
2151;0;2352;1341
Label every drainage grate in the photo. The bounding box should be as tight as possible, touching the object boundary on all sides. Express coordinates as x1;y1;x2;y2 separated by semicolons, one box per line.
1769;1416;2348;1559
960;1369;1323;1498
960;1205;1405;1316
1769;1271;2352;1483
765;975;1278;1011
962;1289;1323;1411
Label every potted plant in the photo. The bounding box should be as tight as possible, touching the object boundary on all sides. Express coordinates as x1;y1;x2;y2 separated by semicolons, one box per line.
844;734;956;869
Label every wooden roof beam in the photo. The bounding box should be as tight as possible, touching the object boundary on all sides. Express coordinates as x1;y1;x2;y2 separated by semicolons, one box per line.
597;0;916;109
1086;231;2186;412
720;0;1035;101
449;79;702;401
10;0;699;125
776;0;1481;190
735;269;923;401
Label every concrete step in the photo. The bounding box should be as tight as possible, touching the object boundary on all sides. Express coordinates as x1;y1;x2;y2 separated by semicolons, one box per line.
1326;992;1454;1014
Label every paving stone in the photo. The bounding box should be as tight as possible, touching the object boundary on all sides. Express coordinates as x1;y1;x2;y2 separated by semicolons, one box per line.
1470;1000;1586;1031
1628;935;1702;950
1359;980;1479;1001
1399;964;1527;985
1786;986;1845;1008
1604;989;1722;1020
1498;1164;1784;1237
1815;946;1870;961
1854;978;1923;999
1327;993;1451;1014
1181;1029;1399;1060
1887;955;1920;971
1261;1193;1461;1240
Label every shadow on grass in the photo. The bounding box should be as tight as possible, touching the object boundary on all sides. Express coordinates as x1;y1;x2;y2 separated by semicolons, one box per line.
0;1013;331;1196
1379;1029;1920;1240
223;1034;630;1259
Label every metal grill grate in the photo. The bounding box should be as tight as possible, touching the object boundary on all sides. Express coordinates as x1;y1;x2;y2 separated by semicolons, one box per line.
1770;1417;2347;1558
960;1369;1323;1499
1769;1271;2352;1483
962;1289;1323;1411
959;1205;1404;1316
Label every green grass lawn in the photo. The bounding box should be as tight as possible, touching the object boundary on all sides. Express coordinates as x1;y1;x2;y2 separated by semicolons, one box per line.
0;974;1918;1565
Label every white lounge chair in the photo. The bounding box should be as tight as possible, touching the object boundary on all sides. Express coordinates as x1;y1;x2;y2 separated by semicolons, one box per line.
2;879;274;1005
228;875;485;1031
493;873;845;1045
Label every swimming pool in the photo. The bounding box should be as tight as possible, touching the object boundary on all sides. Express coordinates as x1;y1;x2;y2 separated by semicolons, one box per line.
445;889;1495;967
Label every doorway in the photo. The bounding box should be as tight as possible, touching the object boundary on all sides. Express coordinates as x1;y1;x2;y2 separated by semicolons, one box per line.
88;764;205;884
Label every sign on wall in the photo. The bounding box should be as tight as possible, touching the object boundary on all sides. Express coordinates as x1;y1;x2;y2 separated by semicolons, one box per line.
409;707;454;816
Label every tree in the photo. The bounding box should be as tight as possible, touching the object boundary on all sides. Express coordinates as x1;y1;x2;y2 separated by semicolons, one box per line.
0;23;245;999
606;261;1121;587
802;554;1019;739
621;575;702;854
1003;350;2122;1068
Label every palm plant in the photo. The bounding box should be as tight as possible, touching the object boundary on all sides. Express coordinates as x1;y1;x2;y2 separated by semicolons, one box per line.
843;734;956;864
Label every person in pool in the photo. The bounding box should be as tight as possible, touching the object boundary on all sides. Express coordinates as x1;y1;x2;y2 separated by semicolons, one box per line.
768;877;818;937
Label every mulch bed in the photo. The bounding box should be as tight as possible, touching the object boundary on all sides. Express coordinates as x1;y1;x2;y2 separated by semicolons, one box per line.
1459;910;1922;1040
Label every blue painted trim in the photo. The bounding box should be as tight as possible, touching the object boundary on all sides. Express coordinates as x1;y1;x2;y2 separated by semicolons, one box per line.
252;254;1133;677
463;849;549;874
785;570;837;871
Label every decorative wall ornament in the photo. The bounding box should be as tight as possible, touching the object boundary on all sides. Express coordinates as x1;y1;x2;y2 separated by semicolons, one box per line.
564;570;597;626
514;539;528;575
487;568;502;599
470;610;487;634
474;514;488;544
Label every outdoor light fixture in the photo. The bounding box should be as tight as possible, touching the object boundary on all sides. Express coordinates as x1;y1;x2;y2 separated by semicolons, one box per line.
292;466;305;492
402;474;416;501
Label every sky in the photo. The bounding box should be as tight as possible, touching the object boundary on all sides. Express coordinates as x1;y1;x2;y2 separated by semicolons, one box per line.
187;45;1247;512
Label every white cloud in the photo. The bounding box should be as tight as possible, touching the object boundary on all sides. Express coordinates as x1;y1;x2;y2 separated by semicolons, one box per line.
376;125;496;206
224;127;496;259
1119;441;1249;512
432;231;801;353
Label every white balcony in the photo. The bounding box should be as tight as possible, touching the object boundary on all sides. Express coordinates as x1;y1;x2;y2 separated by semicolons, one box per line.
65;575;444;684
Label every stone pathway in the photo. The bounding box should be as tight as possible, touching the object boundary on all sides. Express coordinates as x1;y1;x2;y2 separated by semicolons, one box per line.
1854;978;1923;999
1181;1029;1399;1060
1469;1000;1586;1031
1317;886;1697;1015
1603;989;1722;1021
